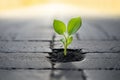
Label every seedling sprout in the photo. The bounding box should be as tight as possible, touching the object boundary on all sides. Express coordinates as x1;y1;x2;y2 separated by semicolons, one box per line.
53;17;82;56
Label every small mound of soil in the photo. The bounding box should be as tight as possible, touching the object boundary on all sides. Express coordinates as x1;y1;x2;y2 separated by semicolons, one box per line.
47;49;85;63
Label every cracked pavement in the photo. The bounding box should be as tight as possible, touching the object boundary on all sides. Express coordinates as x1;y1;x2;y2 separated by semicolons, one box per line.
0;17;120;80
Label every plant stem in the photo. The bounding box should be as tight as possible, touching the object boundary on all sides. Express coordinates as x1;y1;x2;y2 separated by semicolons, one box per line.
64;43;67;56
63;34;67;56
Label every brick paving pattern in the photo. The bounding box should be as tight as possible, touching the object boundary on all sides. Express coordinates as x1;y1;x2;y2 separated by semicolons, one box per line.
0;18;120;80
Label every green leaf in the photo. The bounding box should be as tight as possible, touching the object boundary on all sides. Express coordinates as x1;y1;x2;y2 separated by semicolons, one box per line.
67;36;73;45
67;17;82;35
53;19;66;35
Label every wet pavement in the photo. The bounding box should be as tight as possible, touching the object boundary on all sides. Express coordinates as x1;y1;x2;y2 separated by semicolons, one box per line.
0;17;120;80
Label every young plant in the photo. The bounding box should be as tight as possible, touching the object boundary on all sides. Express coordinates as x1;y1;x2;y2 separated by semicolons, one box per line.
53;17;82;56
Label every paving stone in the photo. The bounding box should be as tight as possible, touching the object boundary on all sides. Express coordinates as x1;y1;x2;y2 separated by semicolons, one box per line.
77;18;120;40
50;70;84;80
0;41;51;53
15;28;53;41
0;28;53;41
0;70;84;80
0;53;51;68
0;70;50;80
0;19;53;41
84;70;120;80
54;53;120;69
54;41;120;53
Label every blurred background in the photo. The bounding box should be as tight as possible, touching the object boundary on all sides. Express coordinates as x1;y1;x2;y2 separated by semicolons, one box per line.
0;0;120;18
0;0;120;40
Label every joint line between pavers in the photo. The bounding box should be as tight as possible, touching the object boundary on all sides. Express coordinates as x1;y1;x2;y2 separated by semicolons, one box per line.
76;33;80;40
1;67;120;71
81;70;87;80
0;51;50;53
50;34;55;49
0;40;51;42
84;52;120;53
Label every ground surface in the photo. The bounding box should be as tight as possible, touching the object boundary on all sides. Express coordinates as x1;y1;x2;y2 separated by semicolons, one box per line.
0;17;120;80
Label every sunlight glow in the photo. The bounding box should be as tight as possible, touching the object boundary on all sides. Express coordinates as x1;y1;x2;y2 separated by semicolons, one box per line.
0;3;102;18
0;0;120;18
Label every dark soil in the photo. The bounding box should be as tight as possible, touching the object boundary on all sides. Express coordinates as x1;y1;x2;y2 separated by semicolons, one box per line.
47;49;85;63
